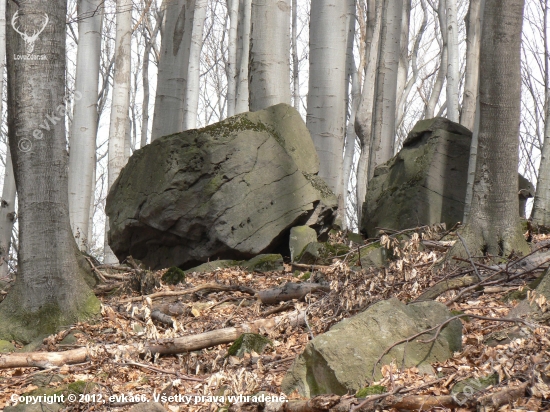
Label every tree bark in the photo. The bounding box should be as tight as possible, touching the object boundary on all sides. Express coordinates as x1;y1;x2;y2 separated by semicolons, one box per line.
368;0;403;180
395;0;411;131
307;0;349;200
0;0;100;343
248;0;291;111
68;0;103;252
104;0;133;264
453;0;529;257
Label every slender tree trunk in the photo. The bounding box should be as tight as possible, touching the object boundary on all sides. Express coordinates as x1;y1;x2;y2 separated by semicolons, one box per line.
105;0;132;264
460;0;483;131
0;0;16;278
0;0;99;343
140;10;162;147
226;0;239;117
396;0;428;129
531;0;550;226
445;0;460;122
457;0;529;257
291;0;299;111
182;0;207;130
151;0;194;140
425;0;447;119
307;0;348;200
249;0;291;111
461;0;484;222
395;0;411;128
342;0;359;228
68;0;103;252
368;0;403;180
355;0;382;223
0;149;16;278
235;0;251;113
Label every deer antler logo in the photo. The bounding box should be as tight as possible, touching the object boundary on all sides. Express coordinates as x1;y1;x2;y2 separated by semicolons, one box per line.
11;10;49;54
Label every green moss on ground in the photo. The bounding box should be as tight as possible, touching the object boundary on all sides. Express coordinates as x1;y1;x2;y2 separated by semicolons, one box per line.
162;267;187;285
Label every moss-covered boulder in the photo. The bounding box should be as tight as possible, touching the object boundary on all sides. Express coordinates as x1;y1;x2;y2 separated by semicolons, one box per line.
227;333;272;357
281;298;462;397
106;103;337;269
297;242;350;265
289;226;317;261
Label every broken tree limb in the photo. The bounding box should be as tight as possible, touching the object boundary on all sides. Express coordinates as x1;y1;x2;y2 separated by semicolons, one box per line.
384;394;458;410
477;382;528;411
258;282;330;305
0;310;305;369
118;283;258;303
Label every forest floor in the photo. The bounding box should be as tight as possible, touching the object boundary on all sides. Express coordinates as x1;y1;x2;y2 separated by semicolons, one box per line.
1;228;550;411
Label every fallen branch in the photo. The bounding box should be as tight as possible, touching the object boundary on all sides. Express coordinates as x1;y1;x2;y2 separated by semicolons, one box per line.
477;382;528;411
258;282;330;305
118;283;258;303
385;394;458;410
0;310;305;369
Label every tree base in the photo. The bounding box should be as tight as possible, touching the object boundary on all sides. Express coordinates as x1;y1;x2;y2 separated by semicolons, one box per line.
0;291;100;344
448;222;530;263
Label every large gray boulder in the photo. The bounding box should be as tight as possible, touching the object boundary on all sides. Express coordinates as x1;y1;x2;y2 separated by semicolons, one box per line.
106;104;337;269
361;118;472;237
281;298;462;397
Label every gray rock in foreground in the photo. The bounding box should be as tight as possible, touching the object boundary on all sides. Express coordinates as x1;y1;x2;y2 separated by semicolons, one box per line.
281;298;462;397
106;104;337;269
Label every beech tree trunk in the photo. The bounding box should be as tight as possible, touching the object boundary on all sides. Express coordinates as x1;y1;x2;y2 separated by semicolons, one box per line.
182;0;207;130
425;0;447;119
532;0;550;226
456;0;529;257
0;0;16;278
248;0;291;111
307;0;348;200
368;0;403;180
0;0;99;343
355;0;382;223
226;0;239;117
460;0;484;131
105;0;132;264
445;0;460;122
235;0;251;114
151;0;194;140
462;0;484;222
68;0;103;252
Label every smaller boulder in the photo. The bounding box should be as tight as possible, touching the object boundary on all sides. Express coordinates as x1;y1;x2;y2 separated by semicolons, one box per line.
227;333;272;357
289;226;317;261
281;298;462;397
